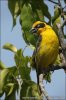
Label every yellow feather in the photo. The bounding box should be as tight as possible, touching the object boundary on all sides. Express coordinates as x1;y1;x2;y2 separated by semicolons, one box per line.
32;21;59;69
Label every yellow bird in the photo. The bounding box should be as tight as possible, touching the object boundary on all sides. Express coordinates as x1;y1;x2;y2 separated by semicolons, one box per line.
30;21;59;83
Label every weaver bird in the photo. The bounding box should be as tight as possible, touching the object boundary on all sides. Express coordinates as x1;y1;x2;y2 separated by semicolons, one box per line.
30;21;59;84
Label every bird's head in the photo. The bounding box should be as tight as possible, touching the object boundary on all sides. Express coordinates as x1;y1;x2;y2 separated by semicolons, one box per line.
30;21;47;36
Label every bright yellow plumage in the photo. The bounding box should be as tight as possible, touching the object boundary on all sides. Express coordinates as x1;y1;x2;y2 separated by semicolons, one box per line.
31;21;59;69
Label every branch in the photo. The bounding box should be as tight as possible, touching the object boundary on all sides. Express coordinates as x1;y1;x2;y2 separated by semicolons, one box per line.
58;0;61;6
38;53;66;100
37;2;66;99
45;63;66;74
48;0;58;5
16;75;23;100
38;19;66;100
56;19;66;49
39;74;51;100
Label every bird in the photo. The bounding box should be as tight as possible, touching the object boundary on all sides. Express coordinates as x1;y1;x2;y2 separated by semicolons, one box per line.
30;21;59;84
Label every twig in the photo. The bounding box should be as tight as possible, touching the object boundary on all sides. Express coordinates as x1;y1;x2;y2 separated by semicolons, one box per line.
56;19;66;49
23;45;28;53
63;5;66;10
38;49;66;99
56;19;66;72
16;75;23;100
48;0;58;5
39;74;51;100
45;63;66;74
61;19;66;27
58;0;61;6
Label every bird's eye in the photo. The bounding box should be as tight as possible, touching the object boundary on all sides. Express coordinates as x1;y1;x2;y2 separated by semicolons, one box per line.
35;23;45;28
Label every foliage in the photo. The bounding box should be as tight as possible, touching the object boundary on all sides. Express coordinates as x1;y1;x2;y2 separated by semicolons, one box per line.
1;0;66;99
0;45;40;99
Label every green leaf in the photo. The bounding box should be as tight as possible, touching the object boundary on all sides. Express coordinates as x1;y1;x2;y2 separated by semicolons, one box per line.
5;84;17;100
8;0;51;46
52;6;61;23
3;67;18;100
20;80;40;100
8;66;17;77
6;83;14;96
31;83;40;98
3;43;17;53
52;16;61;35
54;54;61;65
0;69;9;95
20;4;39;46
64;34;66;39
14;49;31;80
31;0;51;23
5;92;16;100
8;0;21;28
19;1;51;45
0;66;18;97
44;72;52;83
0;61;6;70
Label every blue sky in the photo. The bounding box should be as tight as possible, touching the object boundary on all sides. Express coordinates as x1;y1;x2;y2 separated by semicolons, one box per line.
1;0;66;99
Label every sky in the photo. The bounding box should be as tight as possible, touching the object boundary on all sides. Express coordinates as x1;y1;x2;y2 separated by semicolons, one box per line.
1;0;66;99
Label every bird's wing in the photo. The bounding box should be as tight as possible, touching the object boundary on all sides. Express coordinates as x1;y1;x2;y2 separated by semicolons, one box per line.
31;36;42;69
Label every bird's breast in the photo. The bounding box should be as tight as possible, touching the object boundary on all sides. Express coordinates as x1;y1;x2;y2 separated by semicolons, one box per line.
36;29;59;68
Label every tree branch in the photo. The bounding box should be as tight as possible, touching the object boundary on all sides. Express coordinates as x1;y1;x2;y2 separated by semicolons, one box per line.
56;19;66;49
38;16;66;100
38;55;66;100
58;0;61;6
39;74;51;100
48;0;58;5
38;1;66;99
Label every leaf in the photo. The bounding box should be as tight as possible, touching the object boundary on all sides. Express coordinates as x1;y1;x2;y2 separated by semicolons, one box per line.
0;61;6;70
8;0;21;28
54;54;61;65
19;1;51;46
20;80;40;100
0;66;18;97
6;83;14;96
52;16;61;35
4;76;18;100
64;34;66;39
52;6;61;23
44;72;52;83
31;0;51;23
3;67;18;100
8;66;17;77
0;69;9;95
5;92;16;100
8;0;51;46
5;84;16;100
3;43;17;53
27;44;35;50
20;4;39;46
14;49;31;80
31;83;40;98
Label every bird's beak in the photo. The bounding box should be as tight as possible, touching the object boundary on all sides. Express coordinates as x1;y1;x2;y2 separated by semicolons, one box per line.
30;28;37;33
